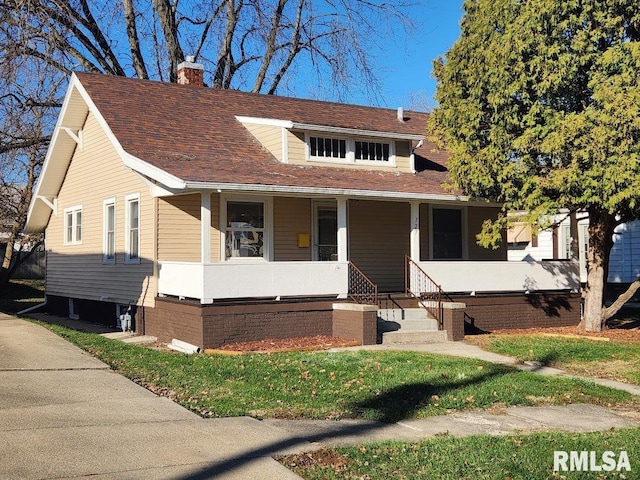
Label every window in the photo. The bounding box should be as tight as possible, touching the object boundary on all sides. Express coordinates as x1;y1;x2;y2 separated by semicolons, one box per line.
431;207;464;260
309;136;346;160
355;141;390;162
125;194;140;263
103;199;115;264
306;134;395;165
225;201;265;259
64;206;82;244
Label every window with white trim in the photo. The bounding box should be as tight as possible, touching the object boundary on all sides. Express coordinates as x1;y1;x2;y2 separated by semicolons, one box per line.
309;136;347;160
225;201;265;259
355;140;390;162
125;194;140;263
64;206;82;245
305;134;395;165
103;198;115;264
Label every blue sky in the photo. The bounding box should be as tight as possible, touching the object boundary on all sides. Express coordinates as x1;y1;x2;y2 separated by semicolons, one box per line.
366;1;465;111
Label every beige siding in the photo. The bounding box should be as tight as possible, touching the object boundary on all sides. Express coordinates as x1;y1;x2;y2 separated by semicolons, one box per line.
157;193;221;263
467;206;506;260
46;112;155;307
349;200;410;291
157;194;201;262
273;197;312;261
243;123;282;161
287;131;306;164
394;141;412;171
286;131;413;173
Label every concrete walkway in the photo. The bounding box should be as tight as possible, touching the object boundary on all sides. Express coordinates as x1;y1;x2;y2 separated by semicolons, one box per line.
0;314;303;479
1;313;639;479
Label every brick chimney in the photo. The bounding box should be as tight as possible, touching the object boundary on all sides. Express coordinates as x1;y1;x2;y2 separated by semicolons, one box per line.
177;56;204;86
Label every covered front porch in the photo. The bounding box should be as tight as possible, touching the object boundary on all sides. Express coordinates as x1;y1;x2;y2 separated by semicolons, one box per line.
151;191;581;348
155;190;580;304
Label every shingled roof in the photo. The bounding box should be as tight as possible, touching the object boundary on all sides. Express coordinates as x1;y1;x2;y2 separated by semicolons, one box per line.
75;72;454;197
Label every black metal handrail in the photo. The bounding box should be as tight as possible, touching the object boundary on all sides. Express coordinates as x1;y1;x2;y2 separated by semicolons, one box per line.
348;261;378;305
405;255;443;329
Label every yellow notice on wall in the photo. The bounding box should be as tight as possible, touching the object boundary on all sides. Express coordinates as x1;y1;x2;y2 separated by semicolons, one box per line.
297;233;311;248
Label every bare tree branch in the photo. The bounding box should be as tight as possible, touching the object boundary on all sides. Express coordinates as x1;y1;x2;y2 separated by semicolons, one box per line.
151;0;185;81
122;0;149;79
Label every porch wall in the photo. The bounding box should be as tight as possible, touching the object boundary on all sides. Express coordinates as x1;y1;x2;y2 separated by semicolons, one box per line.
456;293;581;333
273;197;312;261
349;200;410;291
157;193;221;263
467;206;506;260
146;297;335;348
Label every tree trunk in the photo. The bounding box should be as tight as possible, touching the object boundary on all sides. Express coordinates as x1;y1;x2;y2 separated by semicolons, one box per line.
0;234;15;289
602;279;640;321
582;209;615;331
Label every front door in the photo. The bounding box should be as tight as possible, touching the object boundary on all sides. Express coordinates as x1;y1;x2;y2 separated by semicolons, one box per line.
314;203;337;261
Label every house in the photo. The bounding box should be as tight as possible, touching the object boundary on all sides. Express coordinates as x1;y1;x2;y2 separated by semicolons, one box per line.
508;213;640;287
24;62;581;348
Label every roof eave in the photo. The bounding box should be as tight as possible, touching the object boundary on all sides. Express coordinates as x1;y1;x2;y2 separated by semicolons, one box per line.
181;180;470;203
235;115;424;141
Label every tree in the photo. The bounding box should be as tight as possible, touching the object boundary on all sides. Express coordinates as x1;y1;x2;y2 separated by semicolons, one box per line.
429;0;640;331
0;0;414;288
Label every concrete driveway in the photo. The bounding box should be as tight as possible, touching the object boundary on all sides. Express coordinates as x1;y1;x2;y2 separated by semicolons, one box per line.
0;314;305;479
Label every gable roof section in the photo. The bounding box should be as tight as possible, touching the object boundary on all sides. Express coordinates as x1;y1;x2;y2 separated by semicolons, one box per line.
26;72;462;233
74;72;454;196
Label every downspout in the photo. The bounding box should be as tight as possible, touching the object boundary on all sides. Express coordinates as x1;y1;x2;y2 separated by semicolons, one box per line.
17;295;48;315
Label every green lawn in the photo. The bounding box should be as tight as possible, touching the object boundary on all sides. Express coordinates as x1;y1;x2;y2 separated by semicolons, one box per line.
473;335;640;385
0;280;45;314
37;322;638;421
278;428;639;479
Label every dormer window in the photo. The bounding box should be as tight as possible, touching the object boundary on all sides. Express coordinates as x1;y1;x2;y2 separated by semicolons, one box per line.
355;141;390;162
309;136;347;160
305;133;395;166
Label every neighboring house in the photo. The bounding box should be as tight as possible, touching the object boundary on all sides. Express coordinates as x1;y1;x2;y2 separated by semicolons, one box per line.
25;63;581;348
508;213;640;285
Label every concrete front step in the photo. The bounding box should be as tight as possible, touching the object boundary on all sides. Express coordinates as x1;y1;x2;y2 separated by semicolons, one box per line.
382;330;448;344
378;318;439;333
378;307;447;344
378;308;434;322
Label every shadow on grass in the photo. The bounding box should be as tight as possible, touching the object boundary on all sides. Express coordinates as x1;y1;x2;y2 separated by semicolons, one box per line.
520;351;561;374
176;364;517;479
352;364;511;423
0;280;45;314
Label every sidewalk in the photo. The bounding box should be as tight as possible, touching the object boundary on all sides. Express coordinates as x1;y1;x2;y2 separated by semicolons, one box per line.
0;314;303;479
1;313;639;479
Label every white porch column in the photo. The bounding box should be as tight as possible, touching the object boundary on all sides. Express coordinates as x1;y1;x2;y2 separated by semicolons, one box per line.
410;201;421;261
337;197;348;262
201;191;211;263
